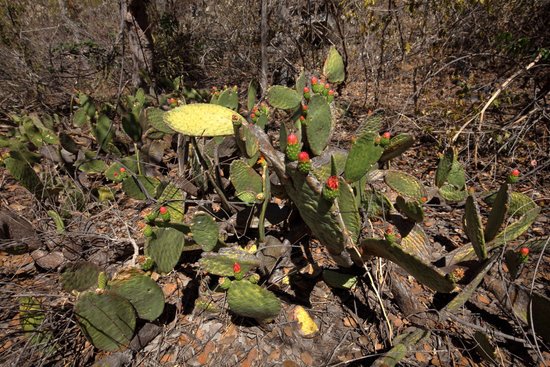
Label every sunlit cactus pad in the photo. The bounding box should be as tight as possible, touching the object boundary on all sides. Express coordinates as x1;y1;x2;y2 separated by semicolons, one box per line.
164;103;244;136
227;279;281;322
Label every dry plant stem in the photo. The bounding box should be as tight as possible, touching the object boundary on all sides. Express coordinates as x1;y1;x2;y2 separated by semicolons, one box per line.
257;162;270;243
190;137;234;215
445;312;529;344
452;52;543;163
363;263;393;344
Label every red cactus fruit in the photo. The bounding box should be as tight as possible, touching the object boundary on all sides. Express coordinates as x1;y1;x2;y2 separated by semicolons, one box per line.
113;172;118;177
326;175;339;190
303;86;310;93
511;169;520;177
233;262;241;273
519;247;529;256
324;83;330;89
382;132;391;139
311;76;318;85
302;104;308;111
250;113;256;119
299;116;305;121
328;89;335;96
287;133;298;145
159;206;168;215
298;151;310;162
119;167;126;173
420;196;428;203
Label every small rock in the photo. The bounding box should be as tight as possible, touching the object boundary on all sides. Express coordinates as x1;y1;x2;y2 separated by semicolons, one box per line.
31;249;64;270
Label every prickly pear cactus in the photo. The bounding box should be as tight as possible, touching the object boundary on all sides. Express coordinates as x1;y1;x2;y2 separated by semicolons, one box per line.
344;133;383;183
145;227;185;273
230;159;263;204
122;175;160;200
227;279;281;322
75;291;136;352
463;194;487;260
109;272;165;321
61;261;102;292
191;211;219;251
435;147;455;188
395;196;424;223
267;86;302;110
199;247;260;277
4;157;48;200
157;182;185;222
164;103;244;137
384;170;426;201
379;134;414;163
215;87;239;111
360;238;455;293
322;46;345;84
484;183;509;242
304;94;332;156
146;107;174;134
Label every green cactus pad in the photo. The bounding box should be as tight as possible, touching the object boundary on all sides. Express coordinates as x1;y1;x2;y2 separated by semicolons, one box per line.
322;46;345;84
385;170;426;200
379;134;414;163
463;195;487;260
360;238;455;293
435;148;455;188
492;206;540;246
267;86;302;110
295;71;306;94
146;107;174;134
145;227;185;273
344;133;383;182
75;291;136;351
242;124;259;158
322;269;357;289
121;175;160;200
484;183;509;242
395;196;424;223
356;112;384;136
79;159;107;174
485;191;537;218
191;211;219;251
199;247;260;276
247;80;258;111
109;272;165;321
4;157;48;200
227;280;281;322
47;209;65;234
311;148;348;183
164;104;244;137
93;114;114;150
337;178;361;243
399;224;432;260
216;88;239;110
363;190;393;218
61;261;102;292
157;182;185;222
438;184;468;202
446;160;466;190
304;94;332;156
230;159;263;204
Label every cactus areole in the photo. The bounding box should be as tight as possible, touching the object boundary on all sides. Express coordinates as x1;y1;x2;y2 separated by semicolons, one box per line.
164;103;244;136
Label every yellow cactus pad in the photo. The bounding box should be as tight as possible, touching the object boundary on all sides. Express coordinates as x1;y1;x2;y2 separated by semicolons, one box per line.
294;306;319;337
163;103;244;137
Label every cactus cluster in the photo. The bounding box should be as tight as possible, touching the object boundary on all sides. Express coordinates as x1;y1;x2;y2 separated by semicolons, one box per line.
61;262;165;351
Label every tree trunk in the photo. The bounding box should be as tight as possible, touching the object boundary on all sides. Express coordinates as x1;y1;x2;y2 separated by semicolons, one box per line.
122;0;154;88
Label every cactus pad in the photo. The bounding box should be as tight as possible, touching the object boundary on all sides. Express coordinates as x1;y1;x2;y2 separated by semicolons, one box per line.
75;291;136;351
4;157;47;200
109;272;165;321
146;107;174;134
337;178;361;243
227;279;281;322
267;86;302;110
493;206;540;246
463;195;487;260
446;160;466;190
438;184;468;202
145;227;185;273
61;261;101;292
216;88;239;110
435;148;455;188
304;94;332;156
395;196;424;223
322;46;345;84
484;183;509;242
379;134;414;163
122;175;160;200
322;269;357;289
360;238;454;293
363;190;393;218
199;247;260;276
191;211;220;251
157;182;185;222
385;170;426;200
164;104;244;137
344;133;383;182
230;159;263;204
